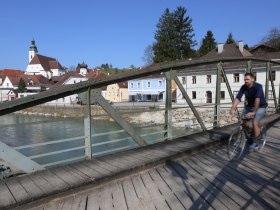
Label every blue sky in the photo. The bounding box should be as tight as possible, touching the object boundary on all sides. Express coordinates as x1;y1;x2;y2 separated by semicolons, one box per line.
1;0;279;70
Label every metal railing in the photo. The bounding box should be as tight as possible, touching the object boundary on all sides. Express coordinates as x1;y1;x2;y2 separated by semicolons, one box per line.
0;57;279;174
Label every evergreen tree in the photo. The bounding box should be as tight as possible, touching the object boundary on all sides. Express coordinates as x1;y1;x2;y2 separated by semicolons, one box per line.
153;6;196;63
225;32;235;44
198;30;216;56
18;78;26;93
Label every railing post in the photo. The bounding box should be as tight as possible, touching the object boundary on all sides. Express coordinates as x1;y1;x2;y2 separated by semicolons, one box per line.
247;60;252;73
214;62;221;127
83;87;92;159
265;62;270;101
278;82;280;112
164;71;172;140
267;62;278;111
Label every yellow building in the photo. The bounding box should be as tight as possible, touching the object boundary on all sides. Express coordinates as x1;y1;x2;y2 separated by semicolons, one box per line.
106;81;128;102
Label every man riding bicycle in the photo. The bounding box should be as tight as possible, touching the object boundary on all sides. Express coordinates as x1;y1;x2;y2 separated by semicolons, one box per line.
230;73;267;150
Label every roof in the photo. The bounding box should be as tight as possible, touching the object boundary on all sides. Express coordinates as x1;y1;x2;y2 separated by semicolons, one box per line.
4;74;51;87
0;69;24;76
52;71;86;86
117;81;128;88
202;43;253;59
29;54;64;71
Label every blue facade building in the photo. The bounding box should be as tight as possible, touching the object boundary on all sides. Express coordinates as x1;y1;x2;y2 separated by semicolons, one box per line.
128;76;166;102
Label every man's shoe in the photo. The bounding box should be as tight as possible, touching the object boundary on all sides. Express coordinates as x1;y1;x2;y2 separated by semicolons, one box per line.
249;142;259;151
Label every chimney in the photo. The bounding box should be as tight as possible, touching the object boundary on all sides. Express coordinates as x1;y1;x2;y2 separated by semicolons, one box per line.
217;43;224;54
238;40;244;53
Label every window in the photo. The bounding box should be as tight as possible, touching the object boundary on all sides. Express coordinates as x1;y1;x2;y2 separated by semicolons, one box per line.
221;91;225;100
130;83;133;88
270;70;276;81
233;73;239;83
158;81;162;87
137;82;141;88
192;76;196;84
147;81;151;88
182;77;186;85
207;75;211;83
192;91;196;99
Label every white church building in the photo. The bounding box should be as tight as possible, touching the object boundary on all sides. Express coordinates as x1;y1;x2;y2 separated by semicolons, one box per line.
25;39;66;78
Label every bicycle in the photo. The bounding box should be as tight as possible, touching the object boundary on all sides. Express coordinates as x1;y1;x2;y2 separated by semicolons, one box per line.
227;114;267;161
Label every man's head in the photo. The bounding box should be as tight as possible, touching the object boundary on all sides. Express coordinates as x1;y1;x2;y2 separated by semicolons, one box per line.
244;73;255;87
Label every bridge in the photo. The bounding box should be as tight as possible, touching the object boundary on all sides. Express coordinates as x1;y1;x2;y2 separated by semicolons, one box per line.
0;57;280;209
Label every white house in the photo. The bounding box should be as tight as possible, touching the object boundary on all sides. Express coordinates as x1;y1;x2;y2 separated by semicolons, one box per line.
25;39;66;78
176;41;280;105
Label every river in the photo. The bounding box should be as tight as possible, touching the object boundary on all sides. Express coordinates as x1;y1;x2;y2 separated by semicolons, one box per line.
0;113;188;167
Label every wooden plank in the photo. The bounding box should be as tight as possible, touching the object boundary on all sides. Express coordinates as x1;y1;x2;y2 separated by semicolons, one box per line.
163;164;214;210
156;166;193;209
87;189;100;210
0;181;16;208
29;173;56;195
50;166;89;188
99;184;114;210
60;195;74;210
181;158;241;209
69;193;88;210
122;178;145;209
167;160;227;210
189;155;262;210
131;175;156;210
5;177;31;203
40;170;70;191
111;182;127;210
203;150;277;209
17;175;45;199
139;170;171;210
148;169;186;210
83;160;113;175
70;162;101;180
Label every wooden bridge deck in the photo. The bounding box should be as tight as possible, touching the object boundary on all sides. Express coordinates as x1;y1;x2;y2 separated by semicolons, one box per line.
1;114;280;210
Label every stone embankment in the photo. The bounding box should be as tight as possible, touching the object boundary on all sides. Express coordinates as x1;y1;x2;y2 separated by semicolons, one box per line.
16;104;236;129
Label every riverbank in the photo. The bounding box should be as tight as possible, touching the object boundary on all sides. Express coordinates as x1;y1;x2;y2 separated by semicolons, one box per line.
16;103;236;128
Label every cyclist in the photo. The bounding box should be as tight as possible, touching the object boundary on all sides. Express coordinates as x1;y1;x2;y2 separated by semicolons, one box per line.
229;73;267;150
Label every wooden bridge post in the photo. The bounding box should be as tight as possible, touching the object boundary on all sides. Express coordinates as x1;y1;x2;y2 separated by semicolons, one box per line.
164;71;173;140
83;87;92;159
214;63;222;127
265;62;270;101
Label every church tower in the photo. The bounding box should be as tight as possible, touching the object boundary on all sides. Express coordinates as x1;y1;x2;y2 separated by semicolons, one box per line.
29;38;38;62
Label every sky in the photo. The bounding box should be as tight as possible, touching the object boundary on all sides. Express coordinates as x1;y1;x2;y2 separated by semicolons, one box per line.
0;0;280;70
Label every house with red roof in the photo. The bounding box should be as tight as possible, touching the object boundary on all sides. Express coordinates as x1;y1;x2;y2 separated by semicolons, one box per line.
25;39;66;78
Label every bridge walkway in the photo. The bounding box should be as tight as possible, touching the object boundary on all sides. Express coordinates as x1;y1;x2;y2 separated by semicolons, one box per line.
1;114;280;210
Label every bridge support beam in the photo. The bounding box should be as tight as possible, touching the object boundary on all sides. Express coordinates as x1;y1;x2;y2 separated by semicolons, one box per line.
172;71;207;131
164;71;173;139
0;141;44;173
214;63;222;127
83;87;92;159
267;62;278;111
92;89;147;147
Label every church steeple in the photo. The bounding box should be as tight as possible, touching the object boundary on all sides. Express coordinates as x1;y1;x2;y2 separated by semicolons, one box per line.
29;38;38;62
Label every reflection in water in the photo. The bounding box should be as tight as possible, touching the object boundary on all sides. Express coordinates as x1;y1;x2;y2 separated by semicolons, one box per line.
0;114;189;166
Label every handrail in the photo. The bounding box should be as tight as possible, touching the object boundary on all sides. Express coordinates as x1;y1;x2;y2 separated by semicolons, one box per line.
0;57;279;116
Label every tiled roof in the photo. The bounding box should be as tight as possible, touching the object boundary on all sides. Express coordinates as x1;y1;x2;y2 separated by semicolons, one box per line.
202;43;253;59
0;69;24;75
4;74;51;87
29;54;64;71
52;71;85;86
118;81;128;88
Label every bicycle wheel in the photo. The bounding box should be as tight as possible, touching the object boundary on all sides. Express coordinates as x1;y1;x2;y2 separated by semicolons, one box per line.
228;128;246;160
258;125;267;151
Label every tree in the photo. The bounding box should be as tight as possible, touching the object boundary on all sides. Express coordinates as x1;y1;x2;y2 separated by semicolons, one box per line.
198;30;216;56
142;44;154;66
18;78;26;93
260;27;280;50
225;32;235;44
153;6;196;63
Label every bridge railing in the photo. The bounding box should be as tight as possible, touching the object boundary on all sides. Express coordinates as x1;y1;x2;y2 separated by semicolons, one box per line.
0;57;279;174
